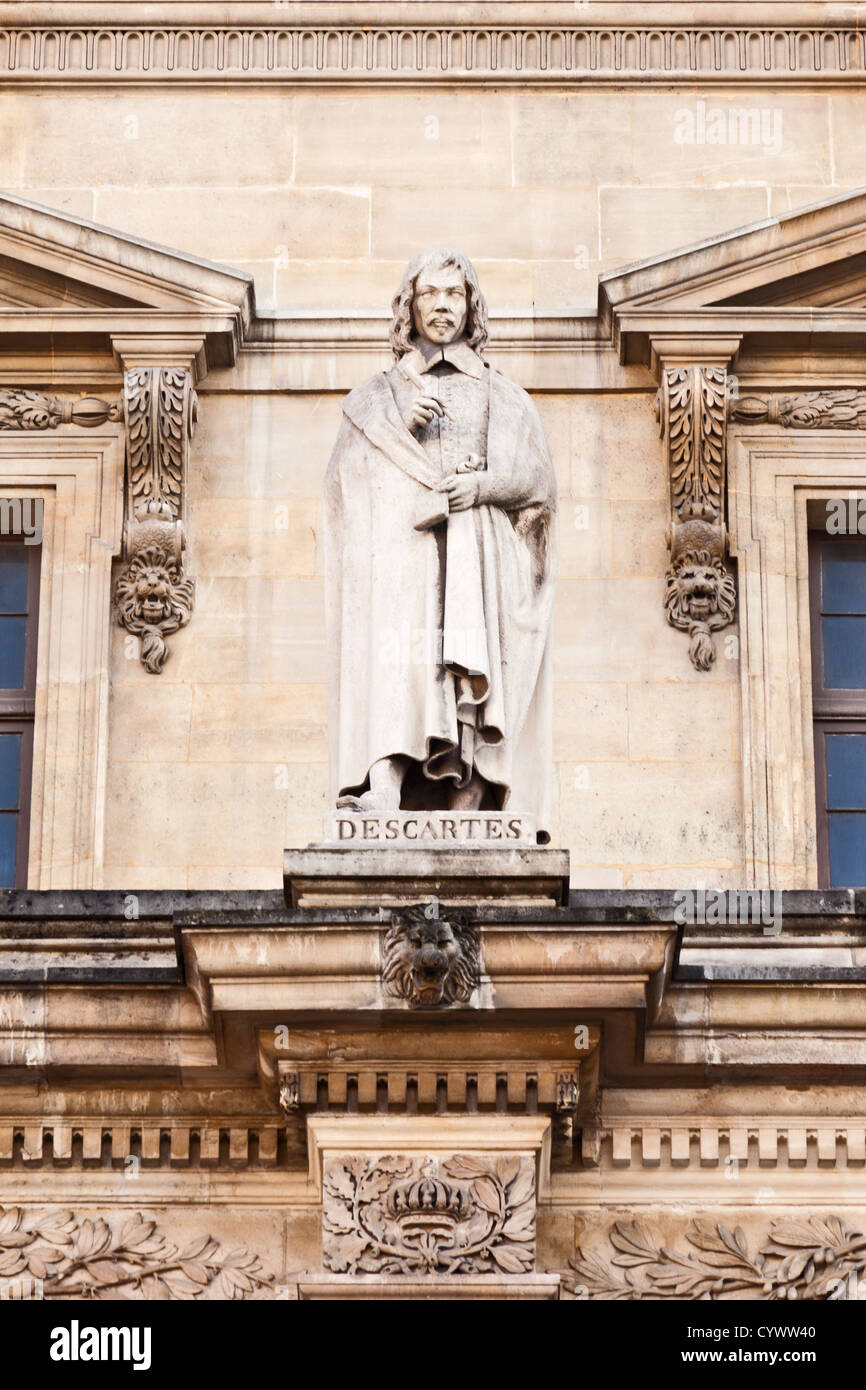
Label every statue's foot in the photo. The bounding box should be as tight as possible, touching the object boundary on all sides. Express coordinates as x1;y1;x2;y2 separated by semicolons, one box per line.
335;790;397;813
449;770;487;811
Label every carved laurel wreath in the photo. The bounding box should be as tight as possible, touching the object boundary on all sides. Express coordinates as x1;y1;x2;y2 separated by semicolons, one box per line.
323;1154;535;1276
566;1216;866;1301
0;1206;273;1300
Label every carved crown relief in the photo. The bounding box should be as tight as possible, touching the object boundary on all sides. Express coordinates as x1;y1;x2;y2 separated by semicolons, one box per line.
656;366;737;671
322;1153;536;1277
114;368;197;673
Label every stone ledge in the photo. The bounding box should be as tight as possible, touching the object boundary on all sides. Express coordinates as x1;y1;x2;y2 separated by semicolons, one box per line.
293;1273;561;1300
283;846;571;908
306;1113;552;1194
0;887;860;922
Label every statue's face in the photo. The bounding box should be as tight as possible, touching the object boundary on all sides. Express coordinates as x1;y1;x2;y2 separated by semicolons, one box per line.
411;266;468;345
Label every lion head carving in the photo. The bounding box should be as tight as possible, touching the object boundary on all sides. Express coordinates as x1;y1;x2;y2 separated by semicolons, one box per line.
115;545;195;674
665;548;736;671
382;906;480;1008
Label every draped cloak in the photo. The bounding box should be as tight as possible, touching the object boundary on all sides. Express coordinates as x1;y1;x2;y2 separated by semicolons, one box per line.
324;358;558;841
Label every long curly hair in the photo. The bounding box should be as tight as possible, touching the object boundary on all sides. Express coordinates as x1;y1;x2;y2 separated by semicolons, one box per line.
389;249;489;360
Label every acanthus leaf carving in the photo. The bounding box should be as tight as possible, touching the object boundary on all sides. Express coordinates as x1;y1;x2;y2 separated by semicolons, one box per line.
657;365;736;671
565;1215;866;1301
731;389;866;430
0;389;120;430
115;367;197;673
123;367;196;522
322;1153;536;1276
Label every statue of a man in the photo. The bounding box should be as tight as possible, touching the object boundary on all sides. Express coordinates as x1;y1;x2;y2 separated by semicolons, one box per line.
324;249;558;840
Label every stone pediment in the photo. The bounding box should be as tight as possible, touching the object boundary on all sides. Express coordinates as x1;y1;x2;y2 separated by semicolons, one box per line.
0;192;254;365
0;251;141;309
602;186;866;313
600;187;866;367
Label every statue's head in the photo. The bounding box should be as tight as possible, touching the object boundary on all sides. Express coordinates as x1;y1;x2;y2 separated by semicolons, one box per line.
389;249;489;360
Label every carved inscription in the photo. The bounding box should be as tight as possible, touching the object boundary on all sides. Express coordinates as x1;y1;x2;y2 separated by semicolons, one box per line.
325;812;536;844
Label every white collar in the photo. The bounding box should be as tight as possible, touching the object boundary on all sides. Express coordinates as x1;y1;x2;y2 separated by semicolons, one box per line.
401;337;485;381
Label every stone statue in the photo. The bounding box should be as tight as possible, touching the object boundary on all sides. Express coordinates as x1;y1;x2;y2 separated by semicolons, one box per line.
324;249;558;841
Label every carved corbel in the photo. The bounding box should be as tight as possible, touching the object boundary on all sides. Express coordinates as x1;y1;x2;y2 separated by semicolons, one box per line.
655;365;737;671
278;1073;300;1115
114;368;197;674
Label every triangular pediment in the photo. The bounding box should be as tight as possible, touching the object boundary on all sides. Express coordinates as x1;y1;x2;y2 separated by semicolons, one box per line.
0;250;141;309
601;187;866;314
0;193;254;363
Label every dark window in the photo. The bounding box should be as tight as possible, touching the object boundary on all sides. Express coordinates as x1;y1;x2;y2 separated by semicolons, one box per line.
810;530;866;886
0;531;40;887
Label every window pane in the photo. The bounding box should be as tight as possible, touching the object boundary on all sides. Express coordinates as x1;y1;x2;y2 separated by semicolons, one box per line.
0;734;20;809
822;616;866;688
0;616;26;688
0;547;27;613
822;547;866;613
829;813;866;886
826;734;866;809
0;813;15;887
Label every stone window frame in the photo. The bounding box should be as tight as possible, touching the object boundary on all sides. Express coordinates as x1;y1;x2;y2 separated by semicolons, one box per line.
728;430;866;889
0;431;124;887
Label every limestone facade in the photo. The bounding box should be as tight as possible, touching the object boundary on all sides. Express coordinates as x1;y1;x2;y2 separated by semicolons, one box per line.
2;0;866;1304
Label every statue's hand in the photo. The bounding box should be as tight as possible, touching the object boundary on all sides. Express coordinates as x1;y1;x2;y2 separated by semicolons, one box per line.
403;393;446;434
438;473;480;512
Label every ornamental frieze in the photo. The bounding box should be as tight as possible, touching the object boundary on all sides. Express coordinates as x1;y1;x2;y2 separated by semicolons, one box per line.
0;1206;273;1300
731;389;866;429
566;1215;866;1301
1;26;863;83
0;389;119;430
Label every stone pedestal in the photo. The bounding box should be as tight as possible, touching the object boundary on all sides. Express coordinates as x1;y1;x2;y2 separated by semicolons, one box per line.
283;843;570;908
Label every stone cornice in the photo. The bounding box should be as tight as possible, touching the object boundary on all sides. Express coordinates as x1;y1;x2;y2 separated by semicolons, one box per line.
3;890;866;1083
2;14;866;84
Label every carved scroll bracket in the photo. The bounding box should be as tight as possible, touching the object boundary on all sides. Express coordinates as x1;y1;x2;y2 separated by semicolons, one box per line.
653;342;740;671
112;346;200;674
